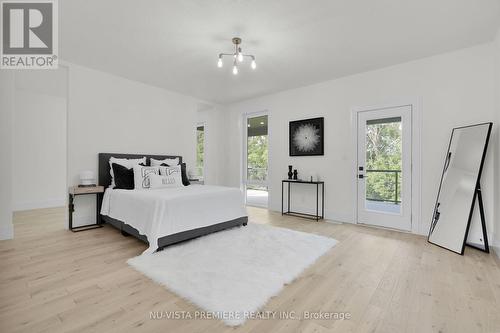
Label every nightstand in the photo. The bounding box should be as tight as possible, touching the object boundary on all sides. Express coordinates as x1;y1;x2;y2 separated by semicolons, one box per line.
68;186;105;232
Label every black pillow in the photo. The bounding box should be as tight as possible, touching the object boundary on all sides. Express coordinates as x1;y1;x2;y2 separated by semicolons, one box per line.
161;162;191;186
111;163;135;190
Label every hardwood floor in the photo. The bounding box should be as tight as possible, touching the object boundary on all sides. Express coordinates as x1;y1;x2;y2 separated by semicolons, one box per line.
1;207;500;333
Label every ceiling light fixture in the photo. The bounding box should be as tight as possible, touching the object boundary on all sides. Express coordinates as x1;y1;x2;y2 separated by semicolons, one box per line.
218;37;256;75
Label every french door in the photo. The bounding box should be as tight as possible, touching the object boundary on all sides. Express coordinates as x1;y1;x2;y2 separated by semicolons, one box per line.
356;106;412;231
243;112;269;207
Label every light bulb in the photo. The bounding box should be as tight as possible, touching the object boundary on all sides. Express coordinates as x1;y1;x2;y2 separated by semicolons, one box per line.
217;57;223;68
237;52;244;62
251;59;257;70
232;64;238;75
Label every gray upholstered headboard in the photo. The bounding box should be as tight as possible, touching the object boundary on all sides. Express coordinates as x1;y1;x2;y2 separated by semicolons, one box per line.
98;153;183;188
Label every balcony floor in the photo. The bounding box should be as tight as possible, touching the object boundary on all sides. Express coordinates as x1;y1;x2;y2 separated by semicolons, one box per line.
365;200;401;214
246;189;268;208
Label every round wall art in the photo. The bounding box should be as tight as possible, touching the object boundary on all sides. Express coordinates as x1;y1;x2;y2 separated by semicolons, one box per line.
289;117;324;156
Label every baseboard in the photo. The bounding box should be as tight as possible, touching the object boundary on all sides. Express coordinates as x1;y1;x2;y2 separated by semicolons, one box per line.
0;223;14;240
13;198;66;212
466;241;490;251
491;244;500;259
269;204;352;224
324;210;352;224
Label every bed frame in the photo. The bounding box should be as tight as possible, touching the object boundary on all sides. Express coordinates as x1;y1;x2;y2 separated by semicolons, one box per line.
97;153;247;250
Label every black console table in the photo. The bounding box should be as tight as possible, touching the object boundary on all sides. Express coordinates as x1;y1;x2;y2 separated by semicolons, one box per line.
281;180;324;221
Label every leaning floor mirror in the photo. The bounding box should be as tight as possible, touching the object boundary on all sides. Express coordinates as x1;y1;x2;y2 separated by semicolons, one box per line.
428;122;492;255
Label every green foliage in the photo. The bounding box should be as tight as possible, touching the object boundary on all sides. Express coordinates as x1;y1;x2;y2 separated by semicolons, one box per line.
247;135;268;181
196;128;204;176
365;122;402;203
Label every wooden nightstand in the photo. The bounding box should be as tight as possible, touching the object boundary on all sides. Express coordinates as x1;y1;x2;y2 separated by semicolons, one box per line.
68;186;105;232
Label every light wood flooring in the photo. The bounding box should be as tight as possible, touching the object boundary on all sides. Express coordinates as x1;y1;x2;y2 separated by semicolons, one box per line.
1;207;500;333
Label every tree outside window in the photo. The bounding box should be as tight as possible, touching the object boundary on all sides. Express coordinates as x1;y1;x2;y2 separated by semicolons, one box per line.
196;125;204;178
247;135;268;182
365;118;402;204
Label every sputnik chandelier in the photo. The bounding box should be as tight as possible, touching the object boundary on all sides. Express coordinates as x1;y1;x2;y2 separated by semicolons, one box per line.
217;37;256;75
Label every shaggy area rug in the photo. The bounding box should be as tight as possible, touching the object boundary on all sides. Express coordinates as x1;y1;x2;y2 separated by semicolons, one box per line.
127;223;337;326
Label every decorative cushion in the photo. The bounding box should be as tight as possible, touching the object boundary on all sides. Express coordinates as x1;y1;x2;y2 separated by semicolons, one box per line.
150;165;184;188
150;157;180;167
160;162;190;186
109;157;146;188
133;165;160;189
111;163;135;190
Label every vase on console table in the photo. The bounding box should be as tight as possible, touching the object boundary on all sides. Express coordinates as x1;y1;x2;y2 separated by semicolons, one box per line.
293;169;298;180
288;165;293;179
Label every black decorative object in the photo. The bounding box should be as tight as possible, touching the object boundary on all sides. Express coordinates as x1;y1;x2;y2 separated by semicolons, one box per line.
289;117;324;156
293;169;298;180
287;165;293;179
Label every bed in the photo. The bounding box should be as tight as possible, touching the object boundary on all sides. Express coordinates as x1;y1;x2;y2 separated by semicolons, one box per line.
97;153;248;252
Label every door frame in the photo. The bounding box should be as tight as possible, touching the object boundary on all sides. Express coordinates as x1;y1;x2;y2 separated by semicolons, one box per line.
351;99;422;235
241;110;270;205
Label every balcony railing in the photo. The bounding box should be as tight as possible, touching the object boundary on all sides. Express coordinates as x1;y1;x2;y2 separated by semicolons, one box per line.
366;169;401;204
247;167;268;182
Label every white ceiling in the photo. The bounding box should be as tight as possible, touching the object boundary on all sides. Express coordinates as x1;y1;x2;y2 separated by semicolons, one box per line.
60;0;500;104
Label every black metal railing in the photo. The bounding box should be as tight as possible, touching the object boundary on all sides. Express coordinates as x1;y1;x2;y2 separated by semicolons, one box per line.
247;167;268;182
366;169;401;204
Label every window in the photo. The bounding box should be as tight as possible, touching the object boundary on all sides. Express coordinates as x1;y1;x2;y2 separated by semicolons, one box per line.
244;114;268;207
246;115;268;183
196;125;205;179
365;117;402;213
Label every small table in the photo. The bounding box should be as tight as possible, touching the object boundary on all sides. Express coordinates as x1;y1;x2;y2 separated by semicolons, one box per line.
68;186;105;232
281;180;324;221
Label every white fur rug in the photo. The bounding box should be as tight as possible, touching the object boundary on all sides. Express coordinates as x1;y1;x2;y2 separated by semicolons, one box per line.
127;223;337;326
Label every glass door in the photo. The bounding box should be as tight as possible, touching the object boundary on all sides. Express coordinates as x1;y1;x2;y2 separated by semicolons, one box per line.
243;113;268;208
357;106;412;231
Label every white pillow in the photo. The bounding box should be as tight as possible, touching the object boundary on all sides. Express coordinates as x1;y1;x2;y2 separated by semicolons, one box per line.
152;165;183;188
133;165;159;189
109;157;146;188
150;157;180;167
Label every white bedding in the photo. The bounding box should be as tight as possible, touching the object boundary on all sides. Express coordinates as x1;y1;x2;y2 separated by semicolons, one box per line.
100;185;247;253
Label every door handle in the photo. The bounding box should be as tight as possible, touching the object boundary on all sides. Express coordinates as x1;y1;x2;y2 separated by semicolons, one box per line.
358;174;364;179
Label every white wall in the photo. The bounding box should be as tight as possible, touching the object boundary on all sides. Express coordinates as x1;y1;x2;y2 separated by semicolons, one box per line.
66;63;200;227
13;70;68;211
0;72;14;240
224;43;497;240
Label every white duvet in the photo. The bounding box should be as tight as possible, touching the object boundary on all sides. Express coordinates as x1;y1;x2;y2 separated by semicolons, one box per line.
100;185;247;253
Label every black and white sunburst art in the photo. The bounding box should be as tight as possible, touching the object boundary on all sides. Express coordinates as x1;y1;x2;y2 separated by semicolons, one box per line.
289;117;324;156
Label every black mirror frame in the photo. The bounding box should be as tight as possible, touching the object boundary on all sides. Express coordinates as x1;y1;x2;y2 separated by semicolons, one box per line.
428;122;493;255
